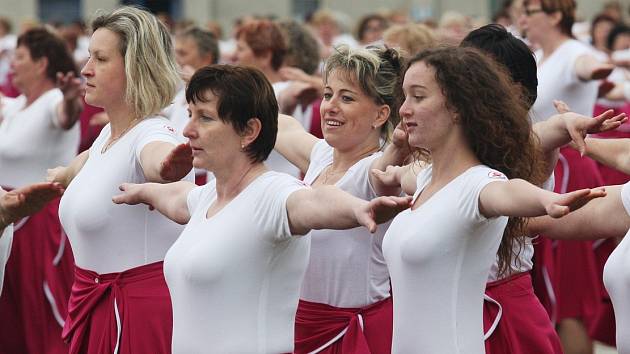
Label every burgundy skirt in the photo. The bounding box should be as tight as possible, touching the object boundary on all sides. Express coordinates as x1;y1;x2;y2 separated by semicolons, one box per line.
0;198;73;354
294;297;392;354
62;261;172;354
484;272;563;354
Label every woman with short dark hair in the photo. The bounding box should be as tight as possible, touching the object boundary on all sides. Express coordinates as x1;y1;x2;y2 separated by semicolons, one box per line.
0;26;82;354
112;64;409;353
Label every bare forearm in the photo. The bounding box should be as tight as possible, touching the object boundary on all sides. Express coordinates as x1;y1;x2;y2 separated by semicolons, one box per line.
529;188;629;240
585;138;630;174
57;98;83;130
288;185;364;235
370;145;408;196
137;182;194;224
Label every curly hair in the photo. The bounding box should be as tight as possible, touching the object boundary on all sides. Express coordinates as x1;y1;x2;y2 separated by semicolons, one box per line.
407;46;546;276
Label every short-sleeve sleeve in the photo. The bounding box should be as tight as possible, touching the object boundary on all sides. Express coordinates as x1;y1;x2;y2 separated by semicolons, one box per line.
0;224;13;295
621;182;630;216
46;89;65;129
134;118;183;161
186;184;211;216
457;166;508;222
254;173;308;243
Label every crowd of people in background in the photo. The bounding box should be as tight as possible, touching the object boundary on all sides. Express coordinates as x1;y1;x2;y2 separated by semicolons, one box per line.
1;0;630;353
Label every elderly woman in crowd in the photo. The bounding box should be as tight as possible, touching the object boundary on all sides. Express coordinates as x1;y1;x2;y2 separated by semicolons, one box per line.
0;26;82;354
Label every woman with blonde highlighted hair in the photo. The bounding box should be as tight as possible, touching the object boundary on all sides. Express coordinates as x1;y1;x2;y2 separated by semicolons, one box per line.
47;6;194;353
275;44;408;353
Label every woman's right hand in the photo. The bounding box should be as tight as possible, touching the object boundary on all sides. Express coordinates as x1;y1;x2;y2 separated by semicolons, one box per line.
112;183;153;209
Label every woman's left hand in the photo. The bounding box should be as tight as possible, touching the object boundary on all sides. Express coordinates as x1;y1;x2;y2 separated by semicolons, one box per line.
355;196;412;233
545;187;607;218
159;143;193;182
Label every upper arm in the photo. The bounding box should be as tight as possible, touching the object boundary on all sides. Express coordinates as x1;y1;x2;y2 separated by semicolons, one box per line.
66;150;90;184
165;181;197;224
139;141;177;182
275;114;318;174
285;188;314;236
478;180;513;218
530;185;630;240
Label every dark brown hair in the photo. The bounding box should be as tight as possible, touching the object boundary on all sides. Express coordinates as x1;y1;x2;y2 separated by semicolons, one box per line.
17;27;78;82
525;0;576;37
186;65;278;163
407;46;546;276
236;19;287;71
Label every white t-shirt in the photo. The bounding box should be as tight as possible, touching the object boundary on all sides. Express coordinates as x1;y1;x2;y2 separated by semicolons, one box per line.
531;39;599;123
0;89;80;188
383;165;508;354
267;81;302;178
486;174;554;281
603;182;630;354
300;140;391;307
0;223;12;295
164;171;310;353
59;117;191;274
161;85;189;139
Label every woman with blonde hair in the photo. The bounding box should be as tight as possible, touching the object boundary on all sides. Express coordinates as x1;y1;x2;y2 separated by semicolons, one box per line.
275;44;408;353
383;23;436;56
48;6;194;353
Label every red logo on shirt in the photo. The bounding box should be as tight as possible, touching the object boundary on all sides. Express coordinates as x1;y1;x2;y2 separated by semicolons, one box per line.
163;125;176;133
488;171;507;179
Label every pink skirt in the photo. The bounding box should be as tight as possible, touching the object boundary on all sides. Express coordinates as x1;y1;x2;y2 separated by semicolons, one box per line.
294;297;392;354
0;198;73;354
62;261;172;354
484;272;563;354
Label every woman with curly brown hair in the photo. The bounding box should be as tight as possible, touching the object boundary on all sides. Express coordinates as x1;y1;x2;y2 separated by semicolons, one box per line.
382;46;603;353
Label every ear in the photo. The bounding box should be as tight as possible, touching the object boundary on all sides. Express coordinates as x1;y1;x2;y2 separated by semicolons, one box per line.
241;117;262;148
36;56;49;77
258;50;273;68
372;104;391;129
549;11;563;28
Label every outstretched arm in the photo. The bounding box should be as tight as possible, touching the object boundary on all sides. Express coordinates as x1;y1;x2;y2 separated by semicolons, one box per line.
575;54;614;81
286;185;411;235
275;114;318;174
369;122;413;196
533;103;626;176
47;150;90;188
582;137;630;175
140;142;193;183
112;181;196;224
55;72;84;130
479;179;606;218
528;185;630;240
0;182;65;232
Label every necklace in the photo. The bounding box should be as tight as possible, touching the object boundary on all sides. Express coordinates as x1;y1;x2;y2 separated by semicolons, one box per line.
321;146;381;185
101;118;140;153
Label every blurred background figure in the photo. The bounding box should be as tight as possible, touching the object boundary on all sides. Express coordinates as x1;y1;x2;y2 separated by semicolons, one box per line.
383;23;436;56
355;13;389;46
